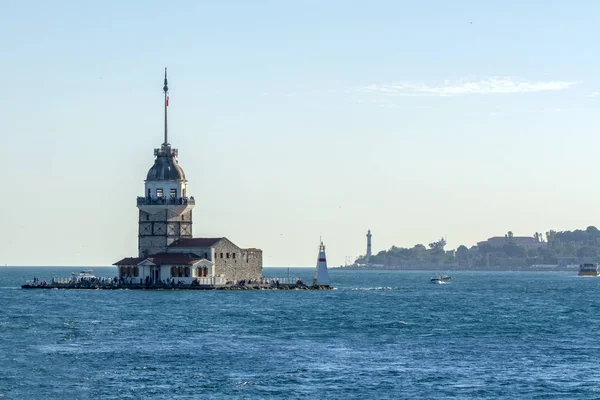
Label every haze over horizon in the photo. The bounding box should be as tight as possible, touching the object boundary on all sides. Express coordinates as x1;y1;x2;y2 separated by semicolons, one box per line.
1;1;599;267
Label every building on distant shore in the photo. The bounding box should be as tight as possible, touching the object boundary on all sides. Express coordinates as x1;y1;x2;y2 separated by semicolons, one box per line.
477;236;547;249
113;70;262;284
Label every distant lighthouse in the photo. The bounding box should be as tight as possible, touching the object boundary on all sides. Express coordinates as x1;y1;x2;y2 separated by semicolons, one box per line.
366;230;372;265
313;240;330;287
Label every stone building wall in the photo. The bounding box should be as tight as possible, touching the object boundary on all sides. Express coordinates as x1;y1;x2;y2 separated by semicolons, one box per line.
213;238;263;282
138;236;167;257
138;209;193;257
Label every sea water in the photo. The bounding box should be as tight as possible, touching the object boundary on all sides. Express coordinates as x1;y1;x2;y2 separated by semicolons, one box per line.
1;267;600;399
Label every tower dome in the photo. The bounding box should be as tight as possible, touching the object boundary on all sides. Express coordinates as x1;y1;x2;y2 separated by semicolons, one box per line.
146;151;186;181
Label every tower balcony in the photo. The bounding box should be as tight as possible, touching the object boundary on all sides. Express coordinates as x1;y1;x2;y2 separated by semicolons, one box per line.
137;196;195;215
137;196;195;206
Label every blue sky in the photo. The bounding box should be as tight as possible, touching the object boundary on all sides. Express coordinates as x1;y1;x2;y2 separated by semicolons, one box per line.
1;1;599;266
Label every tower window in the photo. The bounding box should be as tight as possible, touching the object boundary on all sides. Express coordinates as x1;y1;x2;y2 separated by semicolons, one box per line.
156;188;163;197
182;215;185;221
220;253;223;258
146;215;150;221
170;189;177;198
232;253;236;259
226;253;230;259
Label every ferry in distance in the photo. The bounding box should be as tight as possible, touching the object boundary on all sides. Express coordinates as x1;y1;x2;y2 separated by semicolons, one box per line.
430;273;451;284
578;263;599;276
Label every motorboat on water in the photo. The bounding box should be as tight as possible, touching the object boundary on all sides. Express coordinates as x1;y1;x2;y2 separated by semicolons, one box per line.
71;269;96;282
578;263;599;276
430;273;451;284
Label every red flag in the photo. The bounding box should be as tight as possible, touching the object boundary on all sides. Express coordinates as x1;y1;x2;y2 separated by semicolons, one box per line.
166;96;169;106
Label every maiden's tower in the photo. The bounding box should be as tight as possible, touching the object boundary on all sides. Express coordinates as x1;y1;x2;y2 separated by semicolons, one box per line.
113;70;263;284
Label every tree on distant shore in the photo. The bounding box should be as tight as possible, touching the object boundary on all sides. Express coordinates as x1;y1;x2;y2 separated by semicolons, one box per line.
546;230;557;246
428;238;446;251
577;246;597;258
505;231;514;244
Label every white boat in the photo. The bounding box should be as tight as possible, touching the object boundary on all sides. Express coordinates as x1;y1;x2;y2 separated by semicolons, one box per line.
71;269;96;282
430;273;450;284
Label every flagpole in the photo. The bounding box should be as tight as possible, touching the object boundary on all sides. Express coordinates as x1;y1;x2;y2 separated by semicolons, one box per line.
163;67;169;146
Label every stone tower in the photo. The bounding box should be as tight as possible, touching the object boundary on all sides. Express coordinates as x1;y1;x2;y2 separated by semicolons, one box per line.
137;69;195;257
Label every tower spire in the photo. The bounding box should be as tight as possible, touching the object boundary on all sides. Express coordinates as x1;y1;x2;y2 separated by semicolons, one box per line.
163;67;169;146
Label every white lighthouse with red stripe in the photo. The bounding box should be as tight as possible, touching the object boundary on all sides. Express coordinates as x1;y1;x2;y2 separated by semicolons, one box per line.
313;240;330;287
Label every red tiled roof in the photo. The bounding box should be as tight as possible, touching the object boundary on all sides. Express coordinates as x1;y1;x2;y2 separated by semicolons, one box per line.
168;238;223;248
113;253;206;266
147;252;204;265
113;257;145;266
